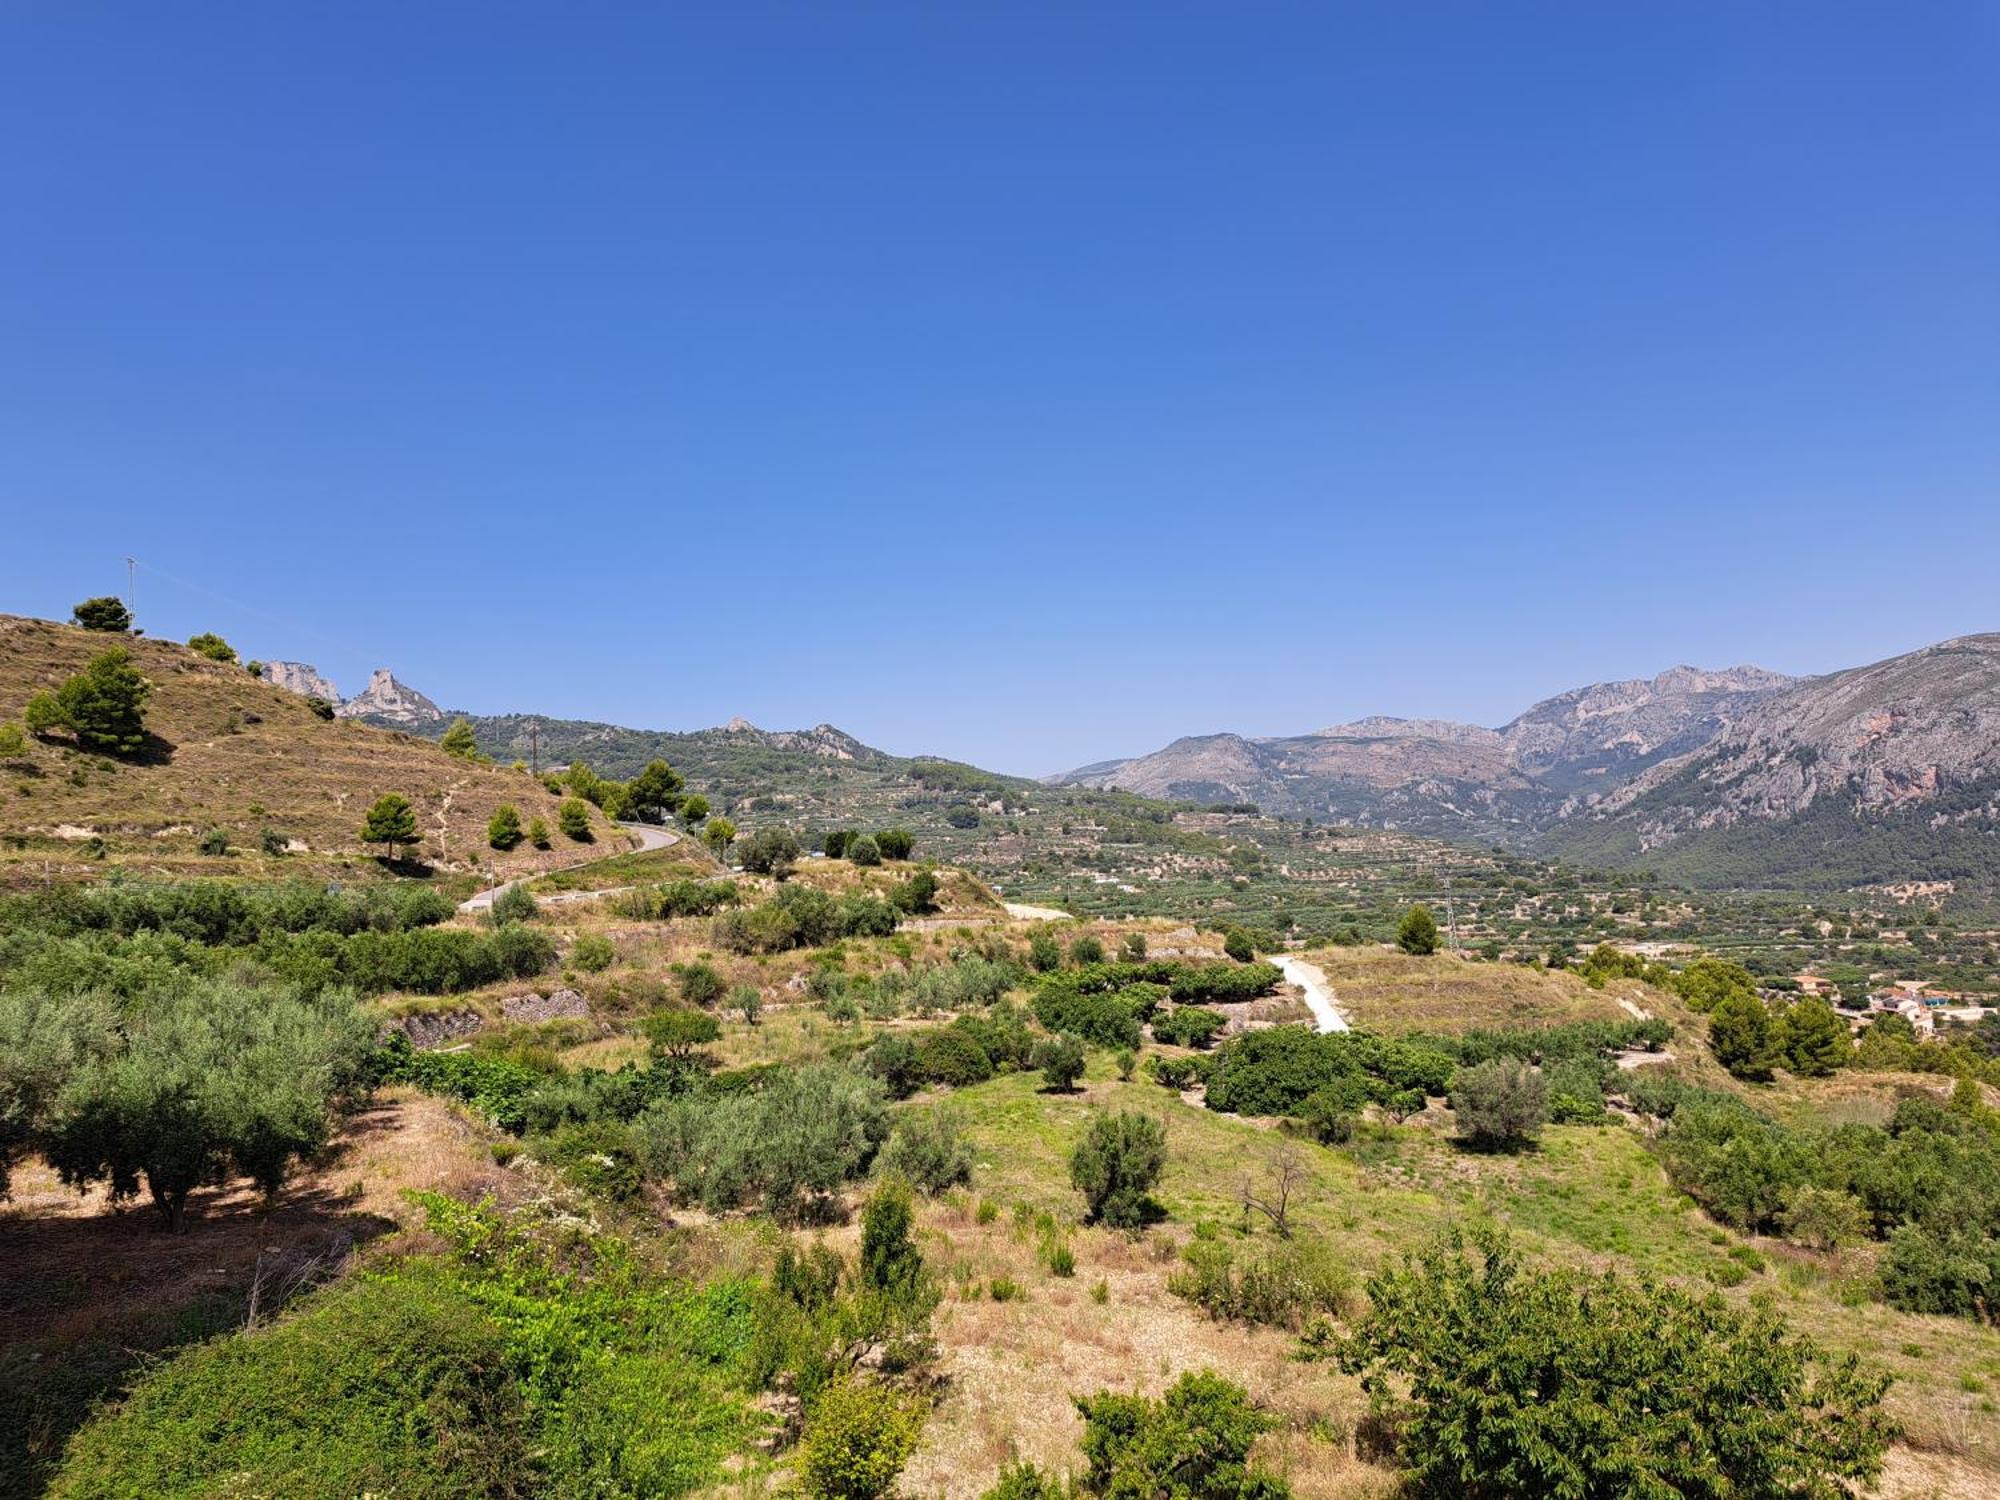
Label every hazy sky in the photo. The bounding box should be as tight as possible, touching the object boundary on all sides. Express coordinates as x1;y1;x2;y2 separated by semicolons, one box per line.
4;3;1996;774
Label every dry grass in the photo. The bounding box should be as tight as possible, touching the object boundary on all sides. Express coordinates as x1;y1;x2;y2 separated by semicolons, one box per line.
1302;945;1696;1037
900;1203;1394;1499
0;614;624;887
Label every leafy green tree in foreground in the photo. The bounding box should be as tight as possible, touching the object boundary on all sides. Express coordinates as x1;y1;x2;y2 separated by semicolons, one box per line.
704;816;737;857
49;646;152;755
679;793;710;827
873;828;914;861
71;595;132;632
1070;1110;1167;1228
487;803;523;851
846;834;882;866
1396;904;1440;955
186;631;237;663
360;792;421;861
1329;1228;1893;1499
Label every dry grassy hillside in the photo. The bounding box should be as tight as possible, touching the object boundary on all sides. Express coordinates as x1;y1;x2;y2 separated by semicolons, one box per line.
0;614;626;886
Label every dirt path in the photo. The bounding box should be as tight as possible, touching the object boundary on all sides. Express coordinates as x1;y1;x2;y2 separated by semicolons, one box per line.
1002;902;1071;922
1273;954;1349;1033
457;821;679;914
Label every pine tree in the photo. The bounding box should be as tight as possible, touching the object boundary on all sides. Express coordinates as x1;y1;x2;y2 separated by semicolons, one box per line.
360;793;420;859
54;647;152;755
186;632;237;663
487;803;523;851
558;797;593;841
1778;997;1850;1077
439;717;479;760
1710;991;1779;1080
70;596;132;632
1397;904;1441;956
527;816;551;849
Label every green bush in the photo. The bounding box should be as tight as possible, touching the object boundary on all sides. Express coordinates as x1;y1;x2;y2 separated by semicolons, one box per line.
1330;1228;1894;1499
798;1379;923;1500
1450;1058;1548;1149
1032;1034;1087;1092
1152;1006;1225;1049
1170;1238;1354;1329
876;1105;975;1194
572;933;616;972
490;882;539;925
1396;905;1440;956
48;1273;532;1500
1073;1371;1287;1500
1070;1111;1167;1228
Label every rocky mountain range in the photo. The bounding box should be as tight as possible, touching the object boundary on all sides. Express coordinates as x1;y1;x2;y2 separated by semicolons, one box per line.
270;632;2000;890
1053;663;1797;839
1056;640;2000;888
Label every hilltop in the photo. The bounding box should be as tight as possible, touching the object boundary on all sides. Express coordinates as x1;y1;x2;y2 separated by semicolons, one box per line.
0;615;625;887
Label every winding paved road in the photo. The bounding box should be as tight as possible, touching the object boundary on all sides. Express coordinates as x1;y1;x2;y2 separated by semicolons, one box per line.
458;821;681;915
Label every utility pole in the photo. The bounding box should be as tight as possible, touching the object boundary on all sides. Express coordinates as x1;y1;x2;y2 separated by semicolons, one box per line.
529;718;540;776
124;556;137;614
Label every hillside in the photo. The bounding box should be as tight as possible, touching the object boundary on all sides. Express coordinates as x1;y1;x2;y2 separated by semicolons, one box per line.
1546;635;2000;889
0;615;626;886
1055;664;1792;837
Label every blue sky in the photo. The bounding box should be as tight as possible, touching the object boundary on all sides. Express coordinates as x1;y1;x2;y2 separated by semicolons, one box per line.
3;3;1995;774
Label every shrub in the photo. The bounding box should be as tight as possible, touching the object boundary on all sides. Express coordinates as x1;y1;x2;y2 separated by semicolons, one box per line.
1028;930;1062;972
528;816;551;849
260;827;290;856
488;803;524;850
913;1027;993;1088
1450;1058;1547;1149
558;798;593;840
677;960;726;1007
1070;934;1106;965
490;882;538;925
303;693;336;720
876;1105;974;1193
846;835;882;866
197;826;230;856
1152;1006;1225;1049
1396;904;1440;956
571;934;615;972
1223;929;1255;963
1170;1238;1354;1329
1070;1111;1167;1228
1033;1035;1087;1092
186;631;237;663
71;595;133;632
47;1274;531;1498
1330;1228;1895;1499
874;829;915;861
731;983;763;1025
1072;1371;1287;1500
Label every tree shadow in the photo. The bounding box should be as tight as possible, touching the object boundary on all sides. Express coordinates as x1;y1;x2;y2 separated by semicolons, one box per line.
0;1162;397;1496
123;730;178;767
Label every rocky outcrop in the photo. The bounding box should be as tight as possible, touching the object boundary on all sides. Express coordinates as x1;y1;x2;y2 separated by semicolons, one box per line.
261;660;341;701
337;668;443;727
1587;636;2000;832
718;717;871;761
499;988;591;1024
392;1009;483;1049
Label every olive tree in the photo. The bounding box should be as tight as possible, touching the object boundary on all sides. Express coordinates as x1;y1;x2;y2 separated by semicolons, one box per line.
1070;1110;1167;1228
44;982;374;1231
